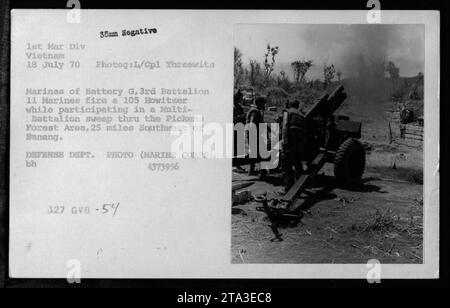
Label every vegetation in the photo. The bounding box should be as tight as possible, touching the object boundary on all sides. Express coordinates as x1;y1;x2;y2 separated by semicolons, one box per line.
234;47;244;89
263;44;279;86
323;63;336;89
386;61;400;79
291;60;313;84
233;44;421;111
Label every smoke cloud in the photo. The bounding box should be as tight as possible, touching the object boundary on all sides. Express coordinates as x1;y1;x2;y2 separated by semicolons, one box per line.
236;24;424;79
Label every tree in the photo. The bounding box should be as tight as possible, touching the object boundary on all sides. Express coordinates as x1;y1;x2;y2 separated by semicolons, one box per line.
336;71;342;81
243;67;249;81
291;60;313;84
248;59;264;89
234;47;244;89
323;63;336;88
263;44;279;85
385;61;400;79
277;70;290;92
248;59;259;87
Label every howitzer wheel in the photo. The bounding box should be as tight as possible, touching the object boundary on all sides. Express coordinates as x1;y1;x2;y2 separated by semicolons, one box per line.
334;138;365;187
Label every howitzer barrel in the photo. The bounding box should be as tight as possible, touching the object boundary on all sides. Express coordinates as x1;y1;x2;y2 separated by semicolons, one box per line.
327;85;344;102
328;92;347;115
304;93;329;119
305;85;346;119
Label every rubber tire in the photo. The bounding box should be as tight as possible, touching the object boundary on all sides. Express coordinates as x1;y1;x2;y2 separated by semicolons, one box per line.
334;138;365;187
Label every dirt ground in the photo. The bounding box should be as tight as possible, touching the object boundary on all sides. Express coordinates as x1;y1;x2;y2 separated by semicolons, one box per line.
232;80;423;264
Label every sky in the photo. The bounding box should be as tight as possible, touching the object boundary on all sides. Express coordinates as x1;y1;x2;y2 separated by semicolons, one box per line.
235;24;424;79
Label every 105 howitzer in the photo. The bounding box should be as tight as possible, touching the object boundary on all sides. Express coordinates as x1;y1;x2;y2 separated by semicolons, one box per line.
245;85;366;240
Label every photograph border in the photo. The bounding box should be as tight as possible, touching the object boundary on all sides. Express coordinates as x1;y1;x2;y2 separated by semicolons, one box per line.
0;0;448;288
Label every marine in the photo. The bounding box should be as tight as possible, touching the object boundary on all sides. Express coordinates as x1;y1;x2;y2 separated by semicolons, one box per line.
280;100;310;193
246;96;268;178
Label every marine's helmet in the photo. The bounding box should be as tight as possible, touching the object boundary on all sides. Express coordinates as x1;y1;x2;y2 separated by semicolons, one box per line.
255;97;267;110
290;100;300;109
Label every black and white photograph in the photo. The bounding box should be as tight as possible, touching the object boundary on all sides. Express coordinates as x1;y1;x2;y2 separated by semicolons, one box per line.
232;24;426;264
